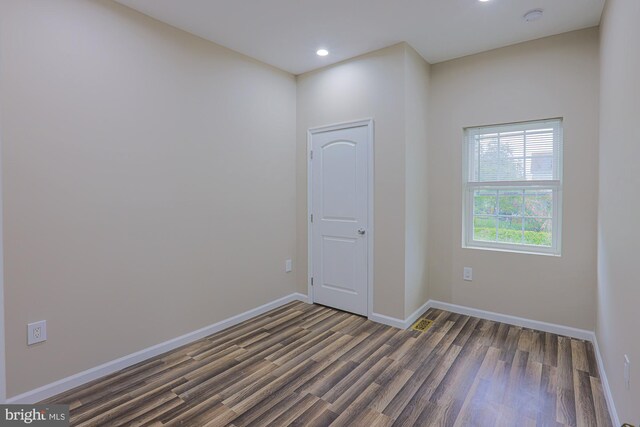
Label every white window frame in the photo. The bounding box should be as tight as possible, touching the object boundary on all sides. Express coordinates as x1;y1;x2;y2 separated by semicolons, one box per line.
462;119;563;256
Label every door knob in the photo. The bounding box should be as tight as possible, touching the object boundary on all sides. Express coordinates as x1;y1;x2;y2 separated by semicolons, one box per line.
357;228;366;235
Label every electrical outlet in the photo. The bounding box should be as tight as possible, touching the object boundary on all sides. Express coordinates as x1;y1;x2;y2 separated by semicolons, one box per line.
463;267;473;281
285;259;292;273
624;354;631;390
28;320;47;345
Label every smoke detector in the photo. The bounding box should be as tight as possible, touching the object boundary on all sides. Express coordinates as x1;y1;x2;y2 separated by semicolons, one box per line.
523;9;543;22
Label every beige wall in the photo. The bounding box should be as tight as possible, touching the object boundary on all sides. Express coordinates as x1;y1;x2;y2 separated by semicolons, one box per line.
428;28;600;330
597;0;640;423
296;44;431;320
0;0;617;405
0;0;296;397
296;44;407;319
404;47;431;317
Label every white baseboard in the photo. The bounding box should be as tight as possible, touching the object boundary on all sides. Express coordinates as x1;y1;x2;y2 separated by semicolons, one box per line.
5;292;619;427
292;293;310;304
5;292;309;404
403;300;432;328
425;300;593;340
369;299;431;330
371;299;593;340
368;312;406;329
591;334;620;427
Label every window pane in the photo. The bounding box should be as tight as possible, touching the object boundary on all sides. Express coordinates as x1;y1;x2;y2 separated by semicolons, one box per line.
477;135;498;182
499;132;525;181
524;218;552;247
525;129;555;180
525;189;552;217
498;190;523;216
474;190;497;215
467;119;561;183
465;119;561;254
498;217;523;244
500;156;525;181
473;216;496;242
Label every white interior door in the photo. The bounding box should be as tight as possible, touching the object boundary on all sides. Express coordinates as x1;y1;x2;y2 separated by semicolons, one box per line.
310;122;370;316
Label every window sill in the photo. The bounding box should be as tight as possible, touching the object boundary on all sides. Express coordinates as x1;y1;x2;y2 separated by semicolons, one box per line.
462;244;561;257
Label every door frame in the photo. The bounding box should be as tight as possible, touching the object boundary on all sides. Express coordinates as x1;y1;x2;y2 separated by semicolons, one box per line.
307;118;374;318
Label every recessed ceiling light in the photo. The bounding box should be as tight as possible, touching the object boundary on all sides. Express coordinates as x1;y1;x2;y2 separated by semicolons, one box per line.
478;0;490;2
523;9;543;22
316;49;329;57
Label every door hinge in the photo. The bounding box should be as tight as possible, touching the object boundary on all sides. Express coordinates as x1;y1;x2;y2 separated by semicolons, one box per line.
311;277;314;286
310;213;313;223
310;150;313;160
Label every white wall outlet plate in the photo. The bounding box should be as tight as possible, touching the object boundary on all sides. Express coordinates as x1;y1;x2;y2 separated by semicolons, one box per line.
463;267;473;281
285;259;292;273
624;354;631;389
28;320;47;345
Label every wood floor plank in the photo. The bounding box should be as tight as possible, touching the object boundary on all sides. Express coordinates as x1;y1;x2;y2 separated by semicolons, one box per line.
345;328;399;364
305;408;339;427
585;342;600;378
429;341;489;425
261;393;318;427
126;396;184;426
226;359;333;426
328;356;392;414
537;364;563;427
485;359;510;406
330;381;381;427
223;359;314;411
388;336;417;361
264;329;332;363
520;358;543;420
43;359;167;406
237;391;306;427
490;323;510;350
102;391;179;427
289;397;331;426
323;347;392;405
43;304;613;427
269;330;339;368
159;396;223;426
297;360;358;397
557;336;578;426
590;376;613;427
353;407;394;427
383;342;462;421
413;398;456;427
544;333;559;368
391;344;462;426
453;347;502;427
574;369;598;427
310;332;364;363
501;325;523;364
175;359;272;401
75;376;188;426
200;405;238;427
503;349;529;411
369;365;414;412
571;339;590;373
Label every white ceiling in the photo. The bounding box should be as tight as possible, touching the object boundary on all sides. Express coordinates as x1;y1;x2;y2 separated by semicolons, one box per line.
114;0;605;75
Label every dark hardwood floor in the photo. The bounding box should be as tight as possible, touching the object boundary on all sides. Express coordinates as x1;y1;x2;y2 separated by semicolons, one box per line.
44;301;613;426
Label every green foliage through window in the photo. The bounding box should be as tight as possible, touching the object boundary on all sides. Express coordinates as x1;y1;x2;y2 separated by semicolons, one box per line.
472;192;553;247
465;119;562;253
